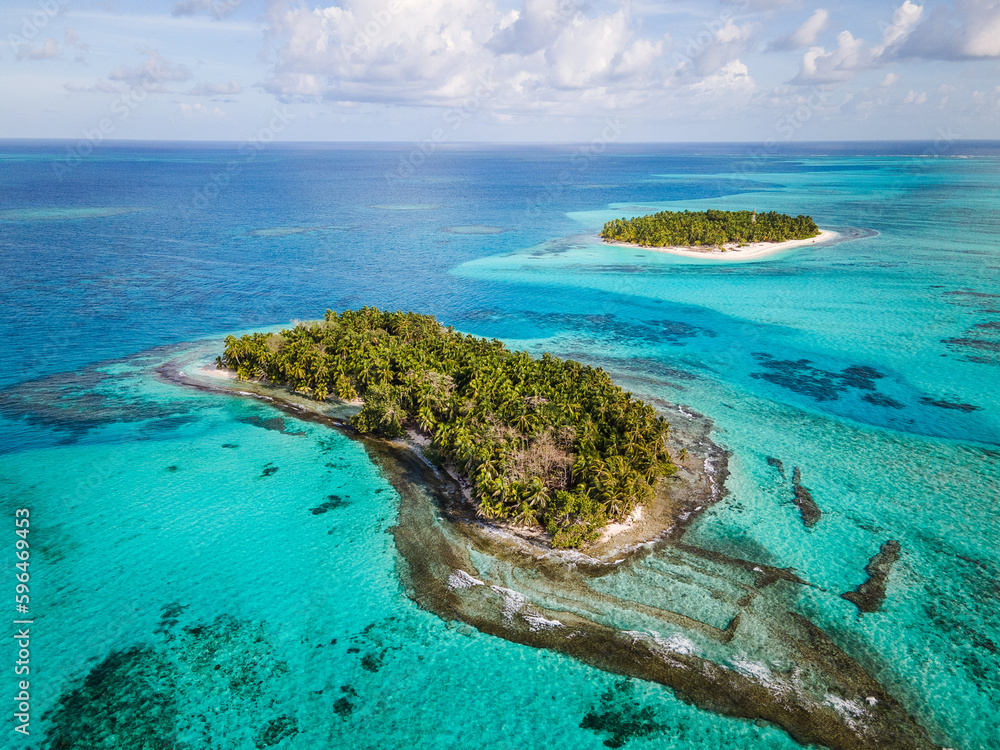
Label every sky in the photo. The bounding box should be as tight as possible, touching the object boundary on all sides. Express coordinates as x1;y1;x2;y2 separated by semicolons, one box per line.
1;0;998;142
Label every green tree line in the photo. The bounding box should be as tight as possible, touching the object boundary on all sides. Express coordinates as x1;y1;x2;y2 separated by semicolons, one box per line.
219;307;676;548
600;209;819;247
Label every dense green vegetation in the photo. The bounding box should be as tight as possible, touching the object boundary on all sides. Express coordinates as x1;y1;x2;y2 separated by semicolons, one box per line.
219;308;675;548
600;209;819;248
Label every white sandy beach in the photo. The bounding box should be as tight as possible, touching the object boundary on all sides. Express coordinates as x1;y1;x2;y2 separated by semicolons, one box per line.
197;364;236;380
604;229;839;260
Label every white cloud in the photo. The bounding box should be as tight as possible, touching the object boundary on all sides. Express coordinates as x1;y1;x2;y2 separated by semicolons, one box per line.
262;0;669;112
872;0;924;56
901;0;1000;59
179;102;226;118
771;9;829;51
902;89;927;103
16;38;59;60
547;8;633;88
109;50;193;91
689;18;756;76
690;58;755;95
795;30;869;83
880;71;900;86
187;80;242;95
792;2;923;84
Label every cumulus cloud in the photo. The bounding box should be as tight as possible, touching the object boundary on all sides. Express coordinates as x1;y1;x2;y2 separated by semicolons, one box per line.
689;58;755;95
16;38;59;60
687;18;756;77
872;0;924;56
880;71;900;86
770;9;829;51
187;80;242;95
262;0;670;111
900;0;1000;59
109;50;192;92
902;89;927;103
792;1;923;84
794;30;869;83
179;102;226;118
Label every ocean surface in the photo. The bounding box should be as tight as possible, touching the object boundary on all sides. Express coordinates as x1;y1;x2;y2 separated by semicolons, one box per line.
0;141;998;749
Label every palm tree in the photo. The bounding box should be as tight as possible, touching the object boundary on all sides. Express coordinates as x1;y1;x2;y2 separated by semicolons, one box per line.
513;502;538;527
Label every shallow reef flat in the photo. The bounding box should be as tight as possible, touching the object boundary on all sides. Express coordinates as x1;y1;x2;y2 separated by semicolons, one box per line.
163;346;936;750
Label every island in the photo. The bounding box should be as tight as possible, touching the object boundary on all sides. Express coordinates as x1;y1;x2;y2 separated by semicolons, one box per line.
168;307;935;750
218;306;675;548
601;209;834;259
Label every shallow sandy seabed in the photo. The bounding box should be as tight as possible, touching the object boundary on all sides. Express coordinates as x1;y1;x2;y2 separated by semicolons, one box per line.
157;347;935;750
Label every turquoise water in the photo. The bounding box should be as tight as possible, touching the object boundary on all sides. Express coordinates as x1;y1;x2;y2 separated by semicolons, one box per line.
1;143;998;749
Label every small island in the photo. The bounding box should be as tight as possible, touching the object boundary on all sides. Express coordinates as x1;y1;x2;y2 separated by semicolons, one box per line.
601;209;832;259
178;307;935;750
218;307;675;548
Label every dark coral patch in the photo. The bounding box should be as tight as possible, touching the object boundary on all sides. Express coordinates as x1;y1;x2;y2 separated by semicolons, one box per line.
311;494;351;514
240;415;305;436
942;337;1000;353
333;697;354;717
254;715;299;748
919;396;980;412
791;467;821;528
863;392;904;408
750;354;885;402
842;540;901;614
43;646;181;750
580;679;666;749
360;650;385;673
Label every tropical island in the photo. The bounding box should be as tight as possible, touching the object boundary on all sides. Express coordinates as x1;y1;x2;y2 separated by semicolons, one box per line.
600;209;832;259
218;307;675;548
176;307;933;750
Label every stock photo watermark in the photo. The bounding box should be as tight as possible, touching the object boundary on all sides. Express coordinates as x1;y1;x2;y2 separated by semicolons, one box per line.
523;117;626;219
6;0;69;57
12;508;32;738
385;71;498;182
179;106;296;216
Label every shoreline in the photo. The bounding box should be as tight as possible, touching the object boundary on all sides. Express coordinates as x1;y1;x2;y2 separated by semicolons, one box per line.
189;363;725;562
603;229;839;260
155;345;936;749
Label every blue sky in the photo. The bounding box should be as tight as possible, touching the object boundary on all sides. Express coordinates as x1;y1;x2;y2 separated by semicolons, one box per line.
1;0;998;142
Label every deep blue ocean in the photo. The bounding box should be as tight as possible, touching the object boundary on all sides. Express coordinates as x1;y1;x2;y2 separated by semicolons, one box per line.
0;141;998;749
